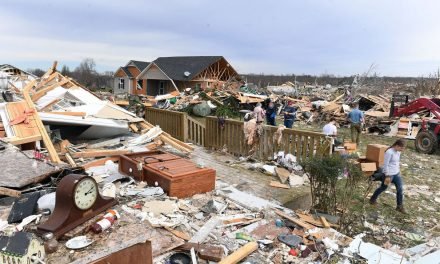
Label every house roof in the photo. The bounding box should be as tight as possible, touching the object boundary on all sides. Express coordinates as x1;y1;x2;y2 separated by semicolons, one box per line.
121;67;133;78
127;60;150;71
153;56;224;81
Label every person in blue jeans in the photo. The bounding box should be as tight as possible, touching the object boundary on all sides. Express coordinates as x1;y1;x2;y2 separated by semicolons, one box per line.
283;101;296;128
266;101;277;126
370;139;406;213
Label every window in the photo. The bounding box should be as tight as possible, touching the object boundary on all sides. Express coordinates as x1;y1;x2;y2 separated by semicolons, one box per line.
195;83;201;91
207;82;211;88
159;81;165;95
136;79;143;90
118;78;125;89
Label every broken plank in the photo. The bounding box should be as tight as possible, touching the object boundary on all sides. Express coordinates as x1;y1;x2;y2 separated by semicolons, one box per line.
48;111;87;117
0;187;21;198
218;241;258;264
320;216;331;228
129;123;139;133
70;149;130;159
274;209;314;230
164;227;190;241
3;135;42;145
269;181;290;189
275;167;290;184
65;153;77;167
81;157;120;169
32;78;70;101
22;80;61;163
177;243;224;262
159;135;192;153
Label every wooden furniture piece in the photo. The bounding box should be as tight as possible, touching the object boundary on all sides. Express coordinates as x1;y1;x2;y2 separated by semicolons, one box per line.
119;151;216;198
119;151;181;181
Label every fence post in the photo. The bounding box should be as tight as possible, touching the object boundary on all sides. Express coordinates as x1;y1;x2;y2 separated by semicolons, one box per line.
182;112;188;142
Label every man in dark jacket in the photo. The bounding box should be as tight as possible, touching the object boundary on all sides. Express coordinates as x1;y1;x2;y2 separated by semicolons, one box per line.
266;101;277;126
283;101;296;128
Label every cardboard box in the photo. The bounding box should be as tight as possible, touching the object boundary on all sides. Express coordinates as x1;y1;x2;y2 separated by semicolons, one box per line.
344;142;357;150
359;161;377;177
366;144;388;167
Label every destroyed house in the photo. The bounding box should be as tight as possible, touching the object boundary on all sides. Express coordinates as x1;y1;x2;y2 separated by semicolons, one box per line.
114;60;150;95
128;56;238;96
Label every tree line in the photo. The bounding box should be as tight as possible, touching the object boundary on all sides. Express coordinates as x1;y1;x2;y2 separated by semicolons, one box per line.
27;58;114;91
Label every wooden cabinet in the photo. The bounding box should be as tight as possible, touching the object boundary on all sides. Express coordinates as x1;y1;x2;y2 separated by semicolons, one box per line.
119;151;216;198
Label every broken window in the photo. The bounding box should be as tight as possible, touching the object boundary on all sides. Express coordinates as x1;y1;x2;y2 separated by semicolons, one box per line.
136;79;143;90
195;83;201;92
207;82;211;88
159;81;165;95
118;78;125;89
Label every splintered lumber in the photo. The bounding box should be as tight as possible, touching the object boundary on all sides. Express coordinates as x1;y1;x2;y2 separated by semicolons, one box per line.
275;167;290;184
48;111;87;117
0;187;21;198
65;153;77;167
22;80;61;163
269;181;290;189
159;135;192;153
70;149;130;159
274;209;314;230
32;78;70;101
3;135;42;145
129;123;139;132
164;227;190;241
82;156;120;169
177;243;224;262
218;242;258;264
320;216;331;228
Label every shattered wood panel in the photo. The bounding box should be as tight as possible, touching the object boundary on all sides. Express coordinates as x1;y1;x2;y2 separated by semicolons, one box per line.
0;147;58;188
5;102;41;138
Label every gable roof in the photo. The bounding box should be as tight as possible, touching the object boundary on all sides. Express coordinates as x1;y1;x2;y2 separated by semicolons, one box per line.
152;56;224;81
121;66;133;78
126;60;150;71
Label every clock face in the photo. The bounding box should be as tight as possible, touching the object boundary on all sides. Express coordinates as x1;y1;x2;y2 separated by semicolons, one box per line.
73;178;98;210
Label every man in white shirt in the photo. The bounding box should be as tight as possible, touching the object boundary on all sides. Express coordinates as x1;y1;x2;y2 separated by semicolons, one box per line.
323;118;341;147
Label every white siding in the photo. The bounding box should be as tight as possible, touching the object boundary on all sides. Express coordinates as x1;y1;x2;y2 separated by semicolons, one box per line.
143;64;169;80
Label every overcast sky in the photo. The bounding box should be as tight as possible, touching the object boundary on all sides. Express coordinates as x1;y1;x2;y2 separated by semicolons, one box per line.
1;0;439;76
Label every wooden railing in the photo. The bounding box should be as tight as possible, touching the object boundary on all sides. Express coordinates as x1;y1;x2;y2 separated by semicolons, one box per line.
145;108;331;161
205;116;331;162
145;108;187;141
187;116;206;146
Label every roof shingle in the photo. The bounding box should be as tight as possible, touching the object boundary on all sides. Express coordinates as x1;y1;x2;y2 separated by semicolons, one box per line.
153;56;223;81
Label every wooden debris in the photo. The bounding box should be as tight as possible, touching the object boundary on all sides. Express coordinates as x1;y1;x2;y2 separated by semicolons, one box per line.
70;149;130;159
320;216;331;228
274;209;314;230
269;181;290;189
65;153;77;167
177;243;224;262
164;227;190;241
0;187;21;198
218;241;258;264
275;167;290;184
81;156;121;169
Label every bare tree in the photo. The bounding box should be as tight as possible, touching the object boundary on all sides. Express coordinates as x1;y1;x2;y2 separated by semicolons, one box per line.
73;58;97;88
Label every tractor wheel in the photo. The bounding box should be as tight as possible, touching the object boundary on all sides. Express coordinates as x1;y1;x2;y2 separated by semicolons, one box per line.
415;130;438;154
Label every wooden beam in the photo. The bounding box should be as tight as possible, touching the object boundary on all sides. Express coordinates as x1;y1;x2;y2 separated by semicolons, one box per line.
218;242;258;264
48;111;87;117
40;98;61;112
22;80;61;163
3;135;42;145
269;181;290;189
70;149;130;159
0;187;21;198
320;216;331;228
65;153;77;167
164;227;190;241
274;209;314;230
32;78;69;101
81;156;120;170
177;243;224;262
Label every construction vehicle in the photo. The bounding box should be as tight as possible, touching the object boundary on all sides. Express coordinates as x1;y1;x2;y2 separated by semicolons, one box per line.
390;94;440;154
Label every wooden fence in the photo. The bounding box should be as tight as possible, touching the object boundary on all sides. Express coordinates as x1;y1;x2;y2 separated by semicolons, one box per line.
144;108;187;141
145;108;331;161
204;116;331;162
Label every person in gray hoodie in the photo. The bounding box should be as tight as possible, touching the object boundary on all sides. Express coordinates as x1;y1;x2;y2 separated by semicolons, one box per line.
369;139;406;213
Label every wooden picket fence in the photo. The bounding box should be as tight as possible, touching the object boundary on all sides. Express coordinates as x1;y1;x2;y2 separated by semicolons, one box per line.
145;108;331;161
